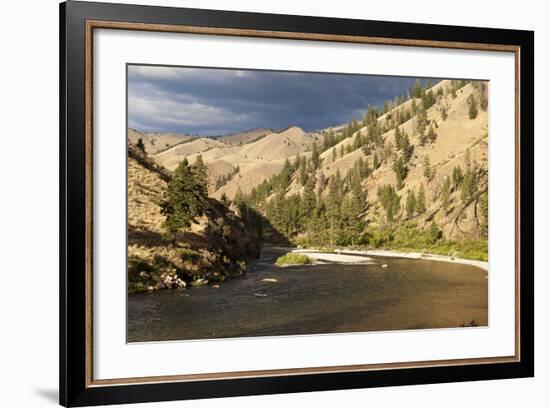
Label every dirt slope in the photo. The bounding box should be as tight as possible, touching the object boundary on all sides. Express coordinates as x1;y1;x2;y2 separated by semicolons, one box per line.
127;128;193;154
238;126;315;161
216;128;273;146
152;137;227;170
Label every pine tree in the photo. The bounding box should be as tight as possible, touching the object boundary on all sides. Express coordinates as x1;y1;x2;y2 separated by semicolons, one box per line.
267;190;287;237
422;89;435;110
193;154;208;183
480;191;488;238
136;137;146;153
428;221;442;244
412;79;422;98
452;166;463;189
354;131;363;150
402;133;413;163
278;158;293;190
393;156;407;190
301;177;317;245
377;185;400;222
423;155;433;181
441;106;448;121
406;190;417;217
284;195;302;238
302;177;316;215
234;186;245;206
417;105;429;145
394;126;403;150
411;99;418;116
351;173;366;204
293;153;301;170
161;158;207;241
373;152;380;169
311;141;321;170
318;170;327;191
427;125;437;143
416;184;427;214
441;176;451;212
339;174;366;246
323;130;335;150
332;147;337;162
220;192;229;205
299;159;307;186
461;168;476;204
327;171;342;247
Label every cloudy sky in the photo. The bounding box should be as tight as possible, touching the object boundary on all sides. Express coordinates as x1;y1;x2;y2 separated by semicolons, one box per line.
128;65;436;136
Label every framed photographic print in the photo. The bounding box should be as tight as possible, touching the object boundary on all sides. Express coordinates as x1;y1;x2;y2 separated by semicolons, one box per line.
60;0;534;406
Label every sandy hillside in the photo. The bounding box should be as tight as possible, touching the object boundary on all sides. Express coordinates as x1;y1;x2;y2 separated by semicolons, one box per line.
186;147;243;165
127;128;193;155
282;79;488;239
238;126;315;161
148;126;317;199
207;127;317;197
216;128;273;146
205;159;236;181
153;137;227;170
213;160;288;199
127;146;170;235
363;82;487;203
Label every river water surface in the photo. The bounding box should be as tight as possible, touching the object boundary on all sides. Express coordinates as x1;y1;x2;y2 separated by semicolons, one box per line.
128;246;488;342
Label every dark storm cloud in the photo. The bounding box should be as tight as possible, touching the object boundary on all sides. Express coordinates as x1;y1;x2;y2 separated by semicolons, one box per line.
128;65;435;135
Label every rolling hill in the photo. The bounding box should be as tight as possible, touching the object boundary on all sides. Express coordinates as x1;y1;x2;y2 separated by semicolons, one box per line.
147;126;319;197
216;128;273;146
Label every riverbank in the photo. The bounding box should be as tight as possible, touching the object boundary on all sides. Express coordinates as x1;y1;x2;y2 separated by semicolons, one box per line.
291;248;488;271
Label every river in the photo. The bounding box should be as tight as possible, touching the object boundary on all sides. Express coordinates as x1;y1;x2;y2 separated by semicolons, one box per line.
127;246;488;342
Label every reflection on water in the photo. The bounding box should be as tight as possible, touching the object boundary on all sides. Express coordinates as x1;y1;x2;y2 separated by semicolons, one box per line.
127;247;488;342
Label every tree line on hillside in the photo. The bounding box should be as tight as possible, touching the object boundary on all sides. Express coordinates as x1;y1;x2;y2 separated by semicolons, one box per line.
214;165;240;190
230;79;488;253
236;159;367;247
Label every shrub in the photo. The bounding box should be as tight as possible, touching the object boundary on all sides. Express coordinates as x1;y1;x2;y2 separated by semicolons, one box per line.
275;253;313;266
136;137;146;153
428;221;442;244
